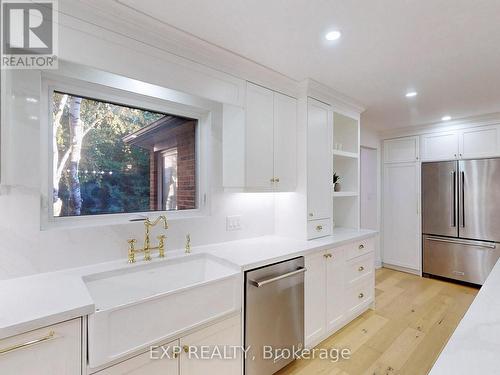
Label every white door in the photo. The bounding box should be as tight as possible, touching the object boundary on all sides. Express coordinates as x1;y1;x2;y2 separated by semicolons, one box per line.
383;162;421;271
245;82;274;188
180;315;241;375
383;137;419;163
96;341;179;375
304;251;326;347
273;92;297;191
307;98;332;220
459;125;500;159
325;249;345;332
420;132;459;161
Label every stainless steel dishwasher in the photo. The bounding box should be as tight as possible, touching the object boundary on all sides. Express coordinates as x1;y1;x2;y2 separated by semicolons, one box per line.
245;256;306;375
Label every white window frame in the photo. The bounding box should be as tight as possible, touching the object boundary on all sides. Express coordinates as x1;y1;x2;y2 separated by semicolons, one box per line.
40;65;213;230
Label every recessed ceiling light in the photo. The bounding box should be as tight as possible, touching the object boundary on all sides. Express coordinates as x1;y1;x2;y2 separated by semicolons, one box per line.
325;30;342;41
405;91;418;98
442;116;452;121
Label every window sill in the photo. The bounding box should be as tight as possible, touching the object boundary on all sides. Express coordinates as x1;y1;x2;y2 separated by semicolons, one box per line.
41;209;207;231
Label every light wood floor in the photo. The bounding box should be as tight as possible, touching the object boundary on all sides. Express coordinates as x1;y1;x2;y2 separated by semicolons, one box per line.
278;268;478;375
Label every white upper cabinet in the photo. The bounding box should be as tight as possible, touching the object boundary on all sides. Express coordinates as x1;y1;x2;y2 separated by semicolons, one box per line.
384;136;419;163
245;82;275;189
459;125;500;159
223;82;297;190
274;92;298;191
418;124;500;162
420;132;459;161
307;98;333;221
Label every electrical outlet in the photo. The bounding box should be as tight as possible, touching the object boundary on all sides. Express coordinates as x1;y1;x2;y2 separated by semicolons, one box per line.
226;215;242;231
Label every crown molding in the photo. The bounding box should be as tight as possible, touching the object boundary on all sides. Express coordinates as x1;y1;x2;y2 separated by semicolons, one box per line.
380;112;500;139
300;79;366;118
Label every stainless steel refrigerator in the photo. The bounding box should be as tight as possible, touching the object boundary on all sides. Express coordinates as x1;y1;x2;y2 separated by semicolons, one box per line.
422;158;500;284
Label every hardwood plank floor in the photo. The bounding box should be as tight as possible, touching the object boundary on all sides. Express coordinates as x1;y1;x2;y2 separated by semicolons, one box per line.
277;268;478;375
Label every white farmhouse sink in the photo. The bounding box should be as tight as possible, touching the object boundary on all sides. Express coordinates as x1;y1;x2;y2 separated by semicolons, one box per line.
84;253;241;368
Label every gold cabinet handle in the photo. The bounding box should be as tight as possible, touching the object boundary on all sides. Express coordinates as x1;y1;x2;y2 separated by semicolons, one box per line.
0;331;56;355
183;345;189;353
309;213;314;217
359;244;365;250
358;293;364;299
316;225;323;231
323;253;332;259
270;178;275;183
275;177;280;183
358;266;365;272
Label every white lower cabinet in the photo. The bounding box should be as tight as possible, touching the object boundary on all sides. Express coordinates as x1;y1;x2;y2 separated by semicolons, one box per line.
304;250;327;345
305;238;375;348
180;315;241;375
96;315;241;375
96;341;179;375
0;319;81;375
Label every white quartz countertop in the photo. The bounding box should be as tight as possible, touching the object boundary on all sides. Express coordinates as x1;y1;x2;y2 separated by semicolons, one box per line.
0;228;376;340
430;258;500;374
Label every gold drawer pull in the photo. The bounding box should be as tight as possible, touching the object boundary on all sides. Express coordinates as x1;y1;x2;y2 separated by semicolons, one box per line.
359;244;365;250
323;253;333;259
183;345;190;353
358;266;365;272
270;178;276;183
358;293;364;299
309;213;314;217
275;177;280;183
316;225;323;231
0;331;56;355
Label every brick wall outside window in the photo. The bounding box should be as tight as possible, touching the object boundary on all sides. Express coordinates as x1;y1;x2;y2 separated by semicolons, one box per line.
149;120;196;210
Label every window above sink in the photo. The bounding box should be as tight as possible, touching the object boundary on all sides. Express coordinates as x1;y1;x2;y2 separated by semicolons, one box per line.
40;63;213;229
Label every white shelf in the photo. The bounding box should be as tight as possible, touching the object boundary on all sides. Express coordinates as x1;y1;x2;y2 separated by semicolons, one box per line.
333;191;359;197
333;150;358;159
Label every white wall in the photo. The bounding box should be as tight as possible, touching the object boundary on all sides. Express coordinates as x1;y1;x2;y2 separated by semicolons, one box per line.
0;14;281;279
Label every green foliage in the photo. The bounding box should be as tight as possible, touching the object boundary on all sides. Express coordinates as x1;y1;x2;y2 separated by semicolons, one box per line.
53;92;164;216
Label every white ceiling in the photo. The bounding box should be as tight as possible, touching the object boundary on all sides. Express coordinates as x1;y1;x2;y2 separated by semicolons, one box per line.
115;0;500;131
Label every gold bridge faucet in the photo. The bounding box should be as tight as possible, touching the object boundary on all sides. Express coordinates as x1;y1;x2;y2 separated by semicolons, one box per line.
127;215;168;263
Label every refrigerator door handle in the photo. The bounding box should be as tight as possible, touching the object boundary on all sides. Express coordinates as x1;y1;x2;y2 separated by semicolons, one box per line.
451;171;456;227
426;236;497;249
460;170;465;228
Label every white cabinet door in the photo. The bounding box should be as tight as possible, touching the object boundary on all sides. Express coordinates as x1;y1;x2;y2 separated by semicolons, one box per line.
459;125;500;159
96;341;179;375
304;251;327;347
325;248;345;332
273;92;297;191
383;162;421;271
420;132;459;161
384;137;419;163
307;98;332;220
245;82;274;189
180;315;241;375
0;319;81;375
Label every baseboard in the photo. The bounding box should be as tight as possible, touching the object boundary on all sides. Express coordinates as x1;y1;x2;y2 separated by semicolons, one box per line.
382;262;421;276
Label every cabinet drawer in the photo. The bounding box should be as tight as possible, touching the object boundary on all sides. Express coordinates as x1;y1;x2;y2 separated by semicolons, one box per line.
96;340;179;375
345;277;374;314
345;252;374;284
307;218;332;239
0;319;81;375
345;237;374;260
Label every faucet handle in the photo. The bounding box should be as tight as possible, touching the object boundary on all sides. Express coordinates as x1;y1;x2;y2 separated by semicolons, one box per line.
157;235;166;258
127;239;137;263
185;233;191;254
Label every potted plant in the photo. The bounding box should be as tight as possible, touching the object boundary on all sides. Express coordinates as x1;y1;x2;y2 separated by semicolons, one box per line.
333;173;341;192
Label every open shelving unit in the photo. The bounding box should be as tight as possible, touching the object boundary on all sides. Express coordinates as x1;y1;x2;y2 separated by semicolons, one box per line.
332;112;360;229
